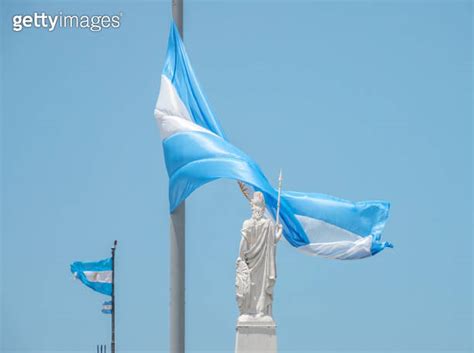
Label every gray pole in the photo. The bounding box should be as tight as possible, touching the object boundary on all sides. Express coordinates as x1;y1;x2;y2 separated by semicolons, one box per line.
170;203;185;353
170;4;185;353
172;0;183;37
111;240;117;353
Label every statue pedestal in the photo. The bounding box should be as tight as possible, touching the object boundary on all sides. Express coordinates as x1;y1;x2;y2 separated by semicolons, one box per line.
235;315;277;353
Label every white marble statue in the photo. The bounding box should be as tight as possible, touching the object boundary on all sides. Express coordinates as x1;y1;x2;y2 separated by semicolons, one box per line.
236;191;282;321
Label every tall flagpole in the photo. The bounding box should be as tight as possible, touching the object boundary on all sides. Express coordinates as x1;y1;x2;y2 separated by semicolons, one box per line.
170;2;185;353
111;240;117;353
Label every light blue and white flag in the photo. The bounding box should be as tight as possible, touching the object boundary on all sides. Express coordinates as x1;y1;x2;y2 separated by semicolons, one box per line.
102;300;113;314
70;258;112;295
154;22;392;260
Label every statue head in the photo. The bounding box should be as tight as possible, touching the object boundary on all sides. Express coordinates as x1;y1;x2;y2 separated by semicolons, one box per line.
251;191;265;220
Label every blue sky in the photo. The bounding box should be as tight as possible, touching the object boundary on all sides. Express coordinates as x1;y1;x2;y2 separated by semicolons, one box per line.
1;1;472;352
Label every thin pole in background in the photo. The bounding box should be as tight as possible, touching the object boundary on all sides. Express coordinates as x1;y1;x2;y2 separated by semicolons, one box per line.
111;240;117;353
170;2;185;352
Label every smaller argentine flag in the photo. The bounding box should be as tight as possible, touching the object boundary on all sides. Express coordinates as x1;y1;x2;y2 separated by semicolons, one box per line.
102;300;113;314
70;258;112;296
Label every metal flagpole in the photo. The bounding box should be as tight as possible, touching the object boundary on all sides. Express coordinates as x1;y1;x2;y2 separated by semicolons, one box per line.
111;240;117;353
170;2;185;353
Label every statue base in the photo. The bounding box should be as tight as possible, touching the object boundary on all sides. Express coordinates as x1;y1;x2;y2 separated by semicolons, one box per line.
235;315;277;353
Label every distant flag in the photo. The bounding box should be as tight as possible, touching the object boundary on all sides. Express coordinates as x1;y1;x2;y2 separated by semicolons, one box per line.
70;258;112;296
102;300;113;314
154;22;392;260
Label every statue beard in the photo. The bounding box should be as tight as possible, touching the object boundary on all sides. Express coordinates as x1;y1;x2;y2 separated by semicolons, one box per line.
252;207;265;220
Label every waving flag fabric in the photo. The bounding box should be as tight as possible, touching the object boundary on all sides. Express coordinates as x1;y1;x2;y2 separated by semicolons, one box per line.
71;258;112;295
154;22;392;260
102;300;113;314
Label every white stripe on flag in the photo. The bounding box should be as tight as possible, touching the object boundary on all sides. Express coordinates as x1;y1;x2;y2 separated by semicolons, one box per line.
155;76;217;140
155;75;192;122
298;236;372;260
295;215;373;259
83;270;112;283
296;215;362;243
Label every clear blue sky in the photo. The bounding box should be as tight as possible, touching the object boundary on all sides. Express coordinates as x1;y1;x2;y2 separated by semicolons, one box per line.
1;1;472;352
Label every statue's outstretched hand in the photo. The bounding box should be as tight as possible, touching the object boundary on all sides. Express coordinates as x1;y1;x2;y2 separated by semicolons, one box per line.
275;223;283;243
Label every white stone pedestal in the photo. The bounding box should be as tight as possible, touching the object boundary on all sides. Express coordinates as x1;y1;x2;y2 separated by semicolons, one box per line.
235;315;277;353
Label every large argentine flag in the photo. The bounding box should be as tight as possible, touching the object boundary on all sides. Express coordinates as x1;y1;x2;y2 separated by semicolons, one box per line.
155;22;392;260
70;258;112;296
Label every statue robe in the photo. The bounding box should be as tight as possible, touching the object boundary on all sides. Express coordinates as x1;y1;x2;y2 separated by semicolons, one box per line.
236;217;277;317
